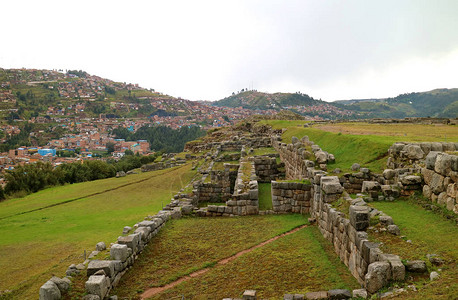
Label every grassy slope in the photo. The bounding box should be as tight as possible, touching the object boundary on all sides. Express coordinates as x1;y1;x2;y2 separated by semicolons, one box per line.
0;164;195;299
262;120;458;172
147;224;359;299
0;169;178;219
369;200;458;299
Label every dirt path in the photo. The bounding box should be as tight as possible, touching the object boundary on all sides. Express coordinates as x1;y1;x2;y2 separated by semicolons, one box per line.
141;224;309;299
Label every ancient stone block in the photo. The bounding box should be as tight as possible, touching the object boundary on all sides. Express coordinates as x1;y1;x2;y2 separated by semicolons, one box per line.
95;242;106;251
321;176;344;194
404;144;425;159
379;254;405;281
39;280;61;300
379;215;394;226
352;289;368;299
85;275;109;299
383;169;395;180
305;291;328;299
405;260;427;273
365;261;390;293
387;224;400;236
328;289;351;299
243;289;257;300
401;175;422;185
361;240;379;263
110;244;128;262
49;276;70;293
87;260;115;278
361;181;380;193
435;153;452;176
349;205;370;231
425;151;440;170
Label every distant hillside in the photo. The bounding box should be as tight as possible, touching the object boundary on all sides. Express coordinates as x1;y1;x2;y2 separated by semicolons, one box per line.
213;90;357;119
333;89;458;118
214;91;321;110
0;68;199;120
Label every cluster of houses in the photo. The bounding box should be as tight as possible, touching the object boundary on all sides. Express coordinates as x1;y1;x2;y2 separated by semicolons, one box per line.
285;103;356;119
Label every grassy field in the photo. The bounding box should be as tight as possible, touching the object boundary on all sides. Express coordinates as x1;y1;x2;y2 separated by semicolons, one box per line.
111;215;358;299
0;164;195;299
261;120;457;172
258;183;273;210
369;199;458;299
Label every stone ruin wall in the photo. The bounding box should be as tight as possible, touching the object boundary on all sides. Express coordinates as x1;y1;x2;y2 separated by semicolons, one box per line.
184;136;271;153
40;208;183;300
387;142;458;214
274;135;406;294
252;154;283;183
204;160;259;217
271;136;313;180
271;181;311;214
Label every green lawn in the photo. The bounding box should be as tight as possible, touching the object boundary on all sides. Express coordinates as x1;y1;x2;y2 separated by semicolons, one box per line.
258;183;272;210
0;167;176;220
121;219;359;300
0;164;195;299
369;199;458;299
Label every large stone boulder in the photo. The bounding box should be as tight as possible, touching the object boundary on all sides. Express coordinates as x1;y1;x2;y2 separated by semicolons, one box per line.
95;242;106;251
435;153;452;176
430;173;445;194
39;280;61;300
379;253;405;281
243;290;257;300
50;276;70;294
87;260;116;278
351;163;361;171
328;289;351;299
383;169;395;180
400;175;422;185
404;144;425;159
362;181;381;193
320;176;344;194
352;289;368;299
425;151;440;170
315;151;328;164
110;244;129;262
349;205;370;231
405;260;427;273
85;275;109;299
387;224;400;236
365;261;391;294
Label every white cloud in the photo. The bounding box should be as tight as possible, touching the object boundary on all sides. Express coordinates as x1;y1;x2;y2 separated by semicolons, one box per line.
1;0;458;101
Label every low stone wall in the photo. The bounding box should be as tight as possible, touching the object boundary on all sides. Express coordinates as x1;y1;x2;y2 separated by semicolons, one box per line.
195;182;226;202
39;208;181;300
272;136;313;180
252;155;283;182
387;141;458;169
185;136;271;153
339;169;378;194
271;181;311;213
200;159;259;216
421;151;458;213
141;160;185;172
311;176;405;293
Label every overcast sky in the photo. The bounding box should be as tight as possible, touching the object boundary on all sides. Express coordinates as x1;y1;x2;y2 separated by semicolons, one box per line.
2;0;458;101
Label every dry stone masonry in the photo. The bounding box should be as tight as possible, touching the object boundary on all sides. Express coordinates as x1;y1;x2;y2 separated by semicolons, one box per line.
271;181;312;214
39;123;455;299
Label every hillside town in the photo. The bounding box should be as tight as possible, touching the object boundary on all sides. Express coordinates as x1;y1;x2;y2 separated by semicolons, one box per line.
0;68;350;178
